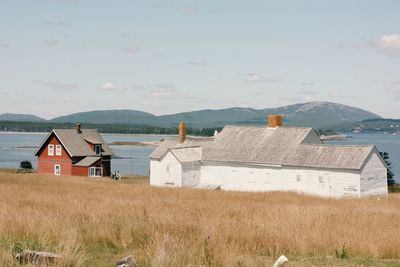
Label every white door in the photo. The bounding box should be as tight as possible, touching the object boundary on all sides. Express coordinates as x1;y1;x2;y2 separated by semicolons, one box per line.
165;164;174;184
54;165;61;175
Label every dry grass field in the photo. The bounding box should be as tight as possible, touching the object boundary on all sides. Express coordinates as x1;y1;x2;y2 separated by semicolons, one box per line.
0;171;400;266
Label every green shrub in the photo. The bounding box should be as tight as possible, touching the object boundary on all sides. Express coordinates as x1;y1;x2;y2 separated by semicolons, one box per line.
335;243;349;259
19;161;32;170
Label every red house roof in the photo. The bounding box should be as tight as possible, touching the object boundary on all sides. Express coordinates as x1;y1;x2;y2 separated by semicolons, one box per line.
35;128;113;157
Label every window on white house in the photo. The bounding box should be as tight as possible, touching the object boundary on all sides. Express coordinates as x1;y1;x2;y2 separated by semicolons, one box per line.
54;165;61;175
296;174;301;182
95;144;102;155
48;145;54;156
89;167;102;177
56;145;62;156
319;176;324;184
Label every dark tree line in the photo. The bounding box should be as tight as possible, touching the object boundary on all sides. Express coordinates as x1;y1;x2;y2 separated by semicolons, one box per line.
0;121;222;137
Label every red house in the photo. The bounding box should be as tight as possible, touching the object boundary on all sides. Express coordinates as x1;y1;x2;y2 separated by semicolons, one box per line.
35;123;113;177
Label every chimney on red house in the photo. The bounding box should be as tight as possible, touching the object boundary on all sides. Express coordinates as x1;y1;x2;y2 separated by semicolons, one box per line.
179;121;186;143
75;123;82;134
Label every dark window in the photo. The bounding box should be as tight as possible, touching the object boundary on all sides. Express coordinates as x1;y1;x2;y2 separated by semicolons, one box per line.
95;144;102;155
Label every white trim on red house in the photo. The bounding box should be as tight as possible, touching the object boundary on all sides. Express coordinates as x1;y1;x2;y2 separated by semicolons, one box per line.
48;144;54;156
89;166;102;177
56;144;62;156
54;164;61;175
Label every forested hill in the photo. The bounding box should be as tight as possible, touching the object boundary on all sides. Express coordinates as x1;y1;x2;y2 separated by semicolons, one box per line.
0;101;380;130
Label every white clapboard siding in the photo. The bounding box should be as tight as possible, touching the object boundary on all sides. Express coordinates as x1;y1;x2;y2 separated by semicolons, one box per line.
150;152;182;187
200;163;362;197
360;151;388;197
181;161;201;187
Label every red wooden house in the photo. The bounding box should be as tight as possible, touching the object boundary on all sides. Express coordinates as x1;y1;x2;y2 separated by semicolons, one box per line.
35;123;113;177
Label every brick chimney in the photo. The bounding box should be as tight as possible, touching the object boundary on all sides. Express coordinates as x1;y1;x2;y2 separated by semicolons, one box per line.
75;123;82;134
178;121;186;143
268;115;283;128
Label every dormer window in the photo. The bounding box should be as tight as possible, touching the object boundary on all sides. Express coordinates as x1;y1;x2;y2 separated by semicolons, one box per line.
95;144;102;155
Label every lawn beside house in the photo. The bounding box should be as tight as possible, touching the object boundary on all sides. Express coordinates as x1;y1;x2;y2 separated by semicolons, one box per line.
0;171;399;266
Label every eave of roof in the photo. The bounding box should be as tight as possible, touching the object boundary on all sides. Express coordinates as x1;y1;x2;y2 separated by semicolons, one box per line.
73;156;101;167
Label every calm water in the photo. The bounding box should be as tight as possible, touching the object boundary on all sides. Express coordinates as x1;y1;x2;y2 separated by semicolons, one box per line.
0;132;399;181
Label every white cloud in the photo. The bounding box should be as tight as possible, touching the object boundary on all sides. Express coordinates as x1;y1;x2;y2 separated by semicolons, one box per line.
147;88;177;98
373;34;400;57
152;54;170;58
119;46;140;54
179;7;198;16
392;80;400;86
43;38;60;46
100;82;124;91
32;80;78;91
0;91;8;97
144;84;179;98
43;21;68;27
208;8;223;14
278;96;314;103
241;73;280;83
300;82;315;86
327;91;354;99
187;61;208;66
297;90;317;95
302;95;314;102
0;43;9;48
117;33;128;38
386;88;400;101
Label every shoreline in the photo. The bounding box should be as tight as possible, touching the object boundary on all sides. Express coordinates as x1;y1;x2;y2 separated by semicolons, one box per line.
320;134;351;141
0;131;48;135
0;131;175;137
107;141;160;147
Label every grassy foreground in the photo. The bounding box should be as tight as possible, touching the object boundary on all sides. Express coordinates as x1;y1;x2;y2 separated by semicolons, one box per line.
0;172;400;266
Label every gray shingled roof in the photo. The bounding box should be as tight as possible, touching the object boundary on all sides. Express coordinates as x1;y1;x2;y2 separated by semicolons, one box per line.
171;147;202;163
288;144;375;170
35;129;113;157
149;137;213;160
73;156;101;167
203;126;314;165
150;125;379;170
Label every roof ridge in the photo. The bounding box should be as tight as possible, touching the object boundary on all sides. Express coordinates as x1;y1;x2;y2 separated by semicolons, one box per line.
224;125;313;130
301;143;374;148
171;145;202;150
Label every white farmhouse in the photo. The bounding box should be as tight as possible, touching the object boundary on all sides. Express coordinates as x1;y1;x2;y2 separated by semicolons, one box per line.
149;116;388;197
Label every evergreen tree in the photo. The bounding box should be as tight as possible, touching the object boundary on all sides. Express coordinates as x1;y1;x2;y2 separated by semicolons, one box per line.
379;152;396;186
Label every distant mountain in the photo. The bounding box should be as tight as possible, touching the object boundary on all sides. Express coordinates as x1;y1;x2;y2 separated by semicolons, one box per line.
51;110;157;125
49;102;381;129
158;102;380;128
0;113;46;122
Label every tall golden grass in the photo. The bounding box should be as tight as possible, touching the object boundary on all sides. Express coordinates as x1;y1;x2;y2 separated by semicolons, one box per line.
0;172;399;266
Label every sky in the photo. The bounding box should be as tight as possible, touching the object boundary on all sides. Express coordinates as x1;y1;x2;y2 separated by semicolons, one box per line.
0;0;400;119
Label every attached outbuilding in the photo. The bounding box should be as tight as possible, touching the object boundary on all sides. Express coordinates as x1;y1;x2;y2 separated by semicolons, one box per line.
149;118;388;197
